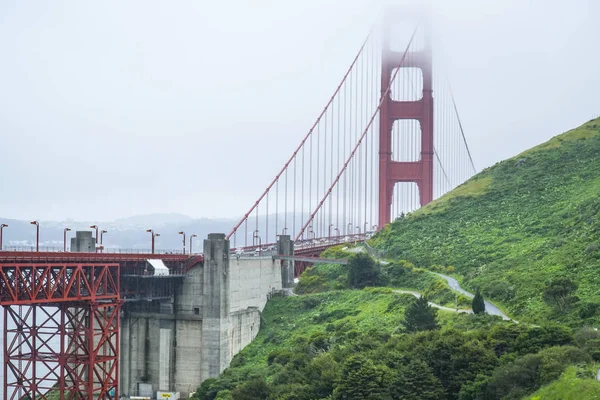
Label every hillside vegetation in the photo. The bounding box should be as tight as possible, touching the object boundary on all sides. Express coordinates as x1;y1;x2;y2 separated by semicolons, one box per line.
193;283;600;400
372;117;600;325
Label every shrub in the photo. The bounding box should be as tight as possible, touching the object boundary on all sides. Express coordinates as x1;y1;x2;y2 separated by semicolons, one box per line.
543;277;578;313
347;253;381;289
230;377;269;400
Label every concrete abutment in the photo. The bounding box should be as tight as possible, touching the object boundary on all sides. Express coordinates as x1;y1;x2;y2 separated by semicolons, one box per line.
119;233;292;398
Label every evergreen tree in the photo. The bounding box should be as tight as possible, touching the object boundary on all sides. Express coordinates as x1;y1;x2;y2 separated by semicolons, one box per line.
401;296;438;332
472;288;486;314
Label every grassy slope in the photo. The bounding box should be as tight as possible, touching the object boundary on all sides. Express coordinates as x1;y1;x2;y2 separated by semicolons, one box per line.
372;118;600;324
234;289;415;371
525;365;600;400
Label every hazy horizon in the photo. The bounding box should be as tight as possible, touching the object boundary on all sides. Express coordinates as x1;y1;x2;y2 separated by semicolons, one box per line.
1;0;598;221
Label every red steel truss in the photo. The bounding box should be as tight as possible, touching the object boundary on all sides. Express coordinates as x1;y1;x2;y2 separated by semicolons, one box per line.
0;263;120;400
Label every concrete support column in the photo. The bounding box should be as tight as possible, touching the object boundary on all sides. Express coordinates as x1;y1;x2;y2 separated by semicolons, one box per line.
120;314;131;396
201;233;230;380
277;235;295;288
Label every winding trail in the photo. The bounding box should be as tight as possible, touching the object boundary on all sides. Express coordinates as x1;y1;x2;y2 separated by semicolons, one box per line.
392;289;472;314
432;273;513;321
353;246;515;321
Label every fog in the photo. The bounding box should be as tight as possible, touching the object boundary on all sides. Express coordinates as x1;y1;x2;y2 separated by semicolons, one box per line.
0;0;598;221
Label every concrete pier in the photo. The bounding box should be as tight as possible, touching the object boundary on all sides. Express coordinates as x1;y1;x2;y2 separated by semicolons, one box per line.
119;233;289;398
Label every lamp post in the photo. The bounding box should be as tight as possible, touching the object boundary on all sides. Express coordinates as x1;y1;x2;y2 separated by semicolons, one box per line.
364;222;369;234
334;227;339;241
100;230;108;253
30;220;39;252
0;223;8;251
252;230;260;247
63;228;71;252
189;234;197;255
347;222;352;235
356;225;361;234
146;229;156;254
328;224;334;239
178;231;186;255
90;225;99;244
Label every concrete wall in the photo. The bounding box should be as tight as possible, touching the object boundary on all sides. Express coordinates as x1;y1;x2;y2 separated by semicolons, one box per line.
229;256;283;313
120;233;292;398
229;308;261;361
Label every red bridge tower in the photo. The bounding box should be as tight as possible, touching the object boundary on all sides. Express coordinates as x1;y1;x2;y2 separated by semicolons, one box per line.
378;10;434;227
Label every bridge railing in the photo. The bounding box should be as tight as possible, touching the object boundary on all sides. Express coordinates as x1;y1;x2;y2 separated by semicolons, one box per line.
0;245;200;255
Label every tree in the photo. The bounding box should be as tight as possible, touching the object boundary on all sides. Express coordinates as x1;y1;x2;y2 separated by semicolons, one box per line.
401;296;438;332
347;253;380;289
388;360;445;400
231;377;269;400
472;288;486;314
543;277;578;313
334;355;389;400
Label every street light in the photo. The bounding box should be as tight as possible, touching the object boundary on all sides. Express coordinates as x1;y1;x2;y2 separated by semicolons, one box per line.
364;222;369;233
63;228;71;252
347;222;352;235
0;223;8;251
100;230;108;253
30;220;39;252
146;229;157;254
178;231;186;255
90;225;99;244
328;224;334;239
356;225;361;234
189;234;197;255
252;230;262;255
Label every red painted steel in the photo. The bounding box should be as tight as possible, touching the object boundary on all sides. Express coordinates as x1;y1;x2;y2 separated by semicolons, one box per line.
1;263;120;400
378;16;434;228
0;263;119;305
226;32;373;241
294;32;416;241
0;250;200;264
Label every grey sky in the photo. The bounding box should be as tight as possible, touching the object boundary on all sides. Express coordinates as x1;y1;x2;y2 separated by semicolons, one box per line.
0;0;598;221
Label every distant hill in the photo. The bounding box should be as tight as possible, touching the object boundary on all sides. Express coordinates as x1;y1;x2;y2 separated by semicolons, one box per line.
113;213;195;227
0;212;305;252
373;117;600;325
0;213;237;252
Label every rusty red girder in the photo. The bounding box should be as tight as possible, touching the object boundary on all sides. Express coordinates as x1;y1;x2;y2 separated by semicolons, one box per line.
1;263;120;400
0;263;120;305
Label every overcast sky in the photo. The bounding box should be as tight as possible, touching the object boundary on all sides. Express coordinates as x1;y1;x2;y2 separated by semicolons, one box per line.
0;0;598;221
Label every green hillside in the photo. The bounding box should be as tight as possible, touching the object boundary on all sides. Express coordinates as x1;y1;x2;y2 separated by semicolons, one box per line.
524;365;600;400
193;285;600;400
372;117;600;324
